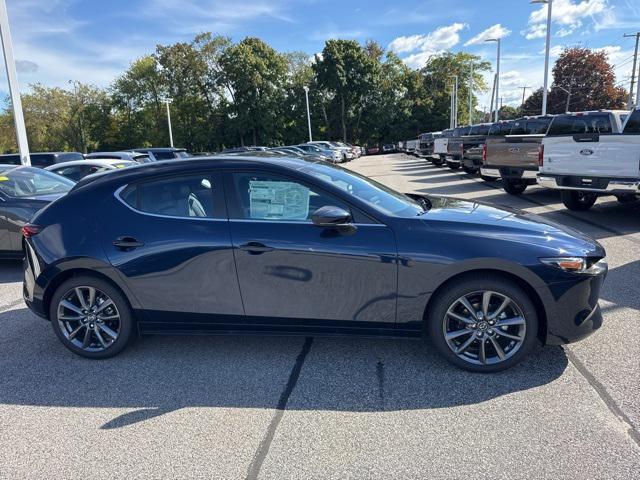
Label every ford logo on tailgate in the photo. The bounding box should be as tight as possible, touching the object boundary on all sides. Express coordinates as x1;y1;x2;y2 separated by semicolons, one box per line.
580;149;594;156
509;147;520;153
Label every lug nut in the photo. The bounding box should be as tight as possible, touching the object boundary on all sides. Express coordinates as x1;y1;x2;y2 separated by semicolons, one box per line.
476;332;483;337
488;329;494;334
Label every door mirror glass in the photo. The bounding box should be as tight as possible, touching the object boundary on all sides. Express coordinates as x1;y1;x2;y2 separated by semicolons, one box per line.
311;206;352;226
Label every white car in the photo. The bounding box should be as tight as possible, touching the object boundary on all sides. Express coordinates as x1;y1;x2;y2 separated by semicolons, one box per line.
45;159;137;182
308;141;353;162
537;108;638;210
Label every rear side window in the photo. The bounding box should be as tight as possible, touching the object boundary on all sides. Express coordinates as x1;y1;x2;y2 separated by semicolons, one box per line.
525;118;552;134
30;154;55;167
120;174;218;218
623;110;640;134
471;125;491;135
547;114;613;135
509;120;526;135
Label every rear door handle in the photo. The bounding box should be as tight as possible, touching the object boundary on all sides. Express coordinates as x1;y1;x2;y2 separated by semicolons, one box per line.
113;236;145;250
239;242;274;254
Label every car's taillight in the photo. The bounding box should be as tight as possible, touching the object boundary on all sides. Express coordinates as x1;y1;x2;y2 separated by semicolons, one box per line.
538;144;544;167
482;143;487;164
21;224;42;238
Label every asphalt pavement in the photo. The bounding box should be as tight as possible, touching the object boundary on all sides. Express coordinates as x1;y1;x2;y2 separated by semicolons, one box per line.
0;153;638;479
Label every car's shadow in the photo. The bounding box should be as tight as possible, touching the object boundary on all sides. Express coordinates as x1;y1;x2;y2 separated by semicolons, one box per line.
0;260;22;283
600;259;640;312
0;306;568;430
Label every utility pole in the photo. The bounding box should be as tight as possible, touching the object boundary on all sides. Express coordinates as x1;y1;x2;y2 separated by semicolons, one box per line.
468;65;473;124
624;32;640;107
0;0;30;165
520;86;530;107
303;86;312;142
489;73;497;123
163;98;174;148
485;38;501;122
454;75;459;127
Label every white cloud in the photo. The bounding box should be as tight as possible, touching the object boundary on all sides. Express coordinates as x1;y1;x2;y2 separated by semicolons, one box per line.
464;24;511;46
523;0;612;40
388;23;467;68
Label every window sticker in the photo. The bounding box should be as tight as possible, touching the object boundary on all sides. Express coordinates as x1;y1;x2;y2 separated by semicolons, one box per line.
249;180;310;220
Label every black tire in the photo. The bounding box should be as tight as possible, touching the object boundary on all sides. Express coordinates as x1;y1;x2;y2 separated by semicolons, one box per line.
616;194;637;204
446;161;460;170
462;165;478;175
481;175;497;182
561;190;597;211
432;156;444;166
502;178;527;195
49;275;135;359
425;274;539;373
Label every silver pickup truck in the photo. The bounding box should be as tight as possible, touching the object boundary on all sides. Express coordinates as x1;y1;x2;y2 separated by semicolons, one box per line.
480;115;553;195
538;109;635;210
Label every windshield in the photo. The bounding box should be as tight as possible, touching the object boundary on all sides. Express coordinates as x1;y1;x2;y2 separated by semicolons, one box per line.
300;162;424;217
0;167;75;198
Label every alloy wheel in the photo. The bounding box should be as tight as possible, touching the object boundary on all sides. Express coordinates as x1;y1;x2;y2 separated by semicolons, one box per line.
57;286;121;352
442;290;526;366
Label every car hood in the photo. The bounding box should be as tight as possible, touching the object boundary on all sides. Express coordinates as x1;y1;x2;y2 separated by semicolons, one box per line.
421;195;603;256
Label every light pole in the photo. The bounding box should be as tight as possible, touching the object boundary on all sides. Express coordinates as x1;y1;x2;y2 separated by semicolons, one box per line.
485;38;501;122
532;0;552;115
303;86;312;142
0;0;30;165
163;98;174;148
556;85;571;113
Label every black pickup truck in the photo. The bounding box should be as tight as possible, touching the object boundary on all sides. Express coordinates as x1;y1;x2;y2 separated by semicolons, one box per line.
460;123;493;174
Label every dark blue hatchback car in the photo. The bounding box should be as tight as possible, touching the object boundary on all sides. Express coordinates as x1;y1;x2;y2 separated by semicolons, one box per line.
22;155;607;371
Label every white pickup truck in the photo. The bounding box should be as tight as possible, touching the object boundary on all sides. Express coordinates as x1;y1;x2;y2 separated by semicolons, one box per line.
537;108;639;210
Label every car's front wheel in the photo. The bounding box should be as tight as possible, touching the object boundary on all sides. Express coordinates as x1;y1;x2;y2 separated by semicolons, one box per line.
502;178;527;195
426;274;539;372
50;275;135;359
561;190;597;211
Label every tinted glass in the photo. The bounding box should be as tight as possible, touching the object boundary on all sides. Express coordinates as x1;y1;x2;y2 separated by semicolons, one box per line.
30;154;55;167
0;167;74;197
229;172;350;222
547;114;613;135
152;151;177;160
175;151;190;158
471;125;491;135
0;154;20;165
52;166;87;181
59;153;84;162
509;120;526;135
525;118;552;134
460;126;471;136
124;175;215;218
623;110;640;134
300;162;424;217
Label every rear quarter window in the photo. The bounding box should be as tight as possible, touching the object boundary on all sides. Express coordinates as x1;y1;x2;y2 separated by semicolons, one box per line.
547;114;613;135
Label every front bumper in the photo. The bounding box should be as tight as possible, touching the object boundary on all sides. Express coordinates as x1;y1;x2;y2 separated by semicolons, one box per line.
537;174;640;194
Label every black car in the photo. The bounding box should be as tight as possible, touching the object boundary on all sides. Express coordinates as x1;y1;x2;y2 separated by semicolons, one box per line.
0;152;84;168
131;148;190;160
23;156;607;371
0;165;74;258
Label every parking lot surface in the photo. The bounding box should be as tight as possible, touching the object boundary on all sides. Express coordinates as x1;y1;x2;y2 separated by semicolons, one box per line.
0;153;638;479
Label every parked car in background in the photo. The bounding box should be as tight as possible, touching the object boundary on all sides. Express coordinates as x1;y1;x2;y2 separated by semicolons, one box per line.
461;124;492;175
268;147;328;163
0;152;84;168
308;141;352;162
418;132;442;158
382;144;397;154
481;115;554;195
405;139;419;156
296;144;342;163
366;146;380;155
0;165;74;259
86;151;153;164
444;126;469;170
45;159;137;182
538;109;636;210
131;147;190;160
433;129;461;166
24;155;607;372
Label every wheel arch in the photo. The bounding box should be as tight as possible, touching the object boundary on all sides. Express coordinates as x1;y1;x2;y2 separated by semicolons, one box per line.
422;268;548;343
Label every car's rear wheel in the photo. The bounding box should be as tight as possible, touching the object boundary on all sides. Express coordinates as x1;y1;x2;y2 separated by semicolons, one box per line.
615;194;637;204
462;165;478;175
432;156;444;166
481;175;497;182
561;190;597;211
446;161;460;170
426;275;538;372
50;275;135;359
502;179;527;195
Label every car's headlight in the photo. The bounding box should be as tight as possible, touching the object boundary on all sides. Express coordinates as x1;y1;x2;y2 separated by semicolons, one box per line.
540;257;607;275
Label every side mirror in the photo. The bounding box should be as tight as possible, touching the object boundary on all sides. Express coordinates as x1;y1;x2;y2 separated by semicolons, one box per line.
311;206;353;228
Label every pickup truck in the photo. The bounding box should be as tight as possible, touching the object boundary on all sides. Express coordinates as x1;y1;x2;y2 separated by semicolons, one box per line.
433;129;453;166
537;109;637;210
443;126;468;170
480;115;554;195
418;132;442;158
460;123;492;174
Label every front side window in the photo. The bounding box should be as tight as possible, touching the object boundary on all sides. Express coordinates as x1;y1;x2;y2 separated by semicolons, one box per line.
228;172;350;222
52;166;87;182
121;174;216;218
0;167;75;197
525;118;552;134
623;110;640;134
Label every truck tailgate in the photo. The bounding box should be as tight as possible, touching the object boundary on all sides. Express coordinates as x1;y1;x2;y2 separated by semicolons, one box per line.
485;135;543;168
542;134;640;178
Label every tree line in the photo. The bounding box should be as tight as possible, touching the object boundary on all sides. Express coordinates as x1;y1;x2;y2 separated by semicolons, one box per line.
0;36;628;154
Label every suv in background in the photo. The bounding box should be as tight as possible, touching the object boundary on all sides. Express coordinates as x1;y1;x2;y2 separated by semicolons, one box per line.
0;152;84;168
418;132;442;158
538;109;635;210
481;115;553;195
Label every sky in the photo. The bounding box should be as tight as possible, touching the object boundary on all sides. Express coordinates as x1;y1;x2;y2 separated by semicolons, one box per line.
1;0;640;111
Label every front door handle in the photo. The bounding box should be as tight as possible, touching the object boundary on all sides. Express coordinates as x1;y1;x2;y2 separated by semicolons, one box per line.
113;236;145;250
239;242;274;254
